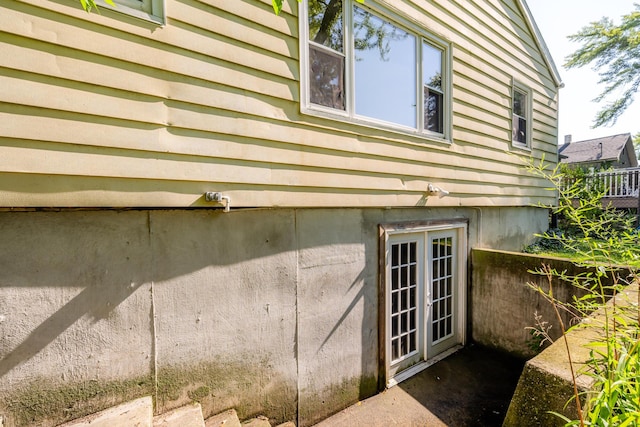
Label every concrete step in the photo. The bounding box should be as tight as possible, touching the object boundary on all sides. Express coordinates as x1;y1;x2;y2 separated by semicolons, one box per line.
58;396;153;427
152;403;204;427
203;409;297;427
54;398;295;427
241;416;271;427
204;409;241;427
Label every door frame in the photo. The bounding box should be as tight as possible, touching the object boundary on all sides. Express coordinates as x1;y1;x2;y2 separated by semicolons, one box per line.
378;219;468;388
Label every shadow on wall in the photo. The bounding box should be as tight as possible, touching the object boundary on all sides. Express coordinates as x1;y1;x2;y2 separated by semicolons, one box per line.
0;211;151;381
294;208;379;426
0;208;383;426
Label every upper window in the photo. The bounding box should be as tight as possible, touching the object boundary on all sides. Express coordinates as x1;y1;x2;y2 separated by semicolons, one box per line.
303;0;451;140
512;82;532;148
101;0;164;24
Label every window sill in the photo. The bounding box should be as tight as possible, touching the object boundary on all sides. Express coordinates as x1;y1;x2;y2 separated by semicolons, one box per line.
301;105;452;147
511;141;532;151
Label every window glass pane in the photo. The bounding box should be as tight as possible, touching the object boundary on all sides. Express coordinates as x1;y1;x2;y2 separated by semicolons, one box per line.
392;243;399;265
423;42;443;134
400;242;408;264
513;88;527;143
309;46;345;109
409;327;416;352
424;88;443;133
513;89;526;117
400;335;407;355
400;266;408;287
513;115;527;143
423;42;442;91
353;6;417;128
309;0;344;52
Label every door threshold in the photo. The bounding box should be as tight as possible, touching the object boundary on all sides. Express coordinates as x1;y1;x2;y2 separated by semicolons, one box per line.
387;344;464;388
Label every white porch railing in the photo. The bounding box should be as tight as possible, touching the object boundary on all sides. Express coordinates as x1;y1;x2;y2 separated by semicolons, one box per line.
596;168;640;198
565;168;640;198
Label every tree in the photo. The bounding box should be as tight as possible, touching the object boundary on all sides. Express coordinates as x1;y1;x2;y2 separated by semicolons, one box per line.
565;4;640;127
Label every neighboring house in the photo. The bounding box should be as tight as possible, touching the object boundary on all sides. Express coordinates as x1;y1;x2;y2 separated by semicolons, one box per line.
559;133;638;170
0;1;560;426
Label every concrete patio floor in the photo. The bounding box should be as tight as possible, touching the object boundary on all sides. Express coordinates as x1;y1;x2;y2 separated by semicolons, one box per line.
312;344;525;427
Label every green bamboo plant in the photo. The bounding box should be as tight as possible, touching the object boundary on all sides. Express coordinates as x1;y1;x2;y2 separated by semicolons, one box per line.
525;158;640;426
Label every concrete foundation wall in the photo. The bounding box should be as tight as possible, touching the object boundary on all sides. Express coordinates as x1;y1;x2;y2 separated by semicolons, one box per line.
0;206;547;426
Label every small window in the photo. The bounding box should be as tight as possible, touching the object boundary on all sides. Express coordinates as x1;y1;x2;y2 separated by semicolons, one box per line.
302;0;451;141
100;0;164;24
512;83;531;148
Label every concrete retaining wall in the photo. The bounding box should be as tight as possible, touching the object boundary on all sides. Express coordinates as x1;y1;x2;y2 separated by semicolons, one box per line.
504;284;638;426
0;207;546;427
471;248;633;359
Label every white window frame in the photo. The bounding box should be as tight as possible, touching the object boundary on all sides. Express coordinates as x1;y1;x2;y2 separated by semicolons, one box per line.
511;80;532;149
299;0;452;143
98;0;165;25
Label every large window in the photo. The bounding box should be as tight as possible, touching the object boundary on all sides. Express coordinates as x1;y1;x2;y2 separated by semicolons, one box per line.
303;0;451;139
512;82;532;148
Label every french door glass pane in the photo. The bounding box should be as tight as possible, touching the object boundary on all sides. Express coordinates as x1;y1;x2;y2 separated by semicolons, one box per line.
353;6;416;128
431;237;453;344
390;241;418;362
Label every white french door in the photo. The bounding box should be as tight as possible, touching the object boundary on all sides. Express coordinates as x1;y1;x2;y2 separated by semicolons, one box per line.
387;237;424;379
385;223;466;386
426;230;460;358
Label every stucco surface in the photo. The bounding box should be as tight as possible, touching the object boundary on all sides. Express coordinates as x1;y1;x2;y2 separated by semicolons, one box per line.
296;209;376;426
0;211;153;386
151;209;297;367
149;210;299;419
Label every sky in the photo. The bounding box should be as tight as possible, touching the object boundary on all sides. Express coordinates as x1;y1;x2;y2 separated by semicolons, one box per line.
526;1;640;143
